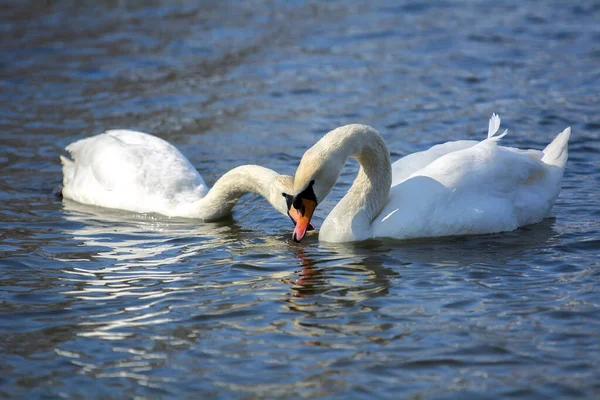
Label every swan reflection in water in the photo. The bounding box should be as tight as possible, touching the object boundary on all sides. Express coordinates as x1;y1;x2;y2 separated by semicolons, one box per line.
59;199;298;340
60;197;560;342
284;215;560;304
284;243;399;301
281;220;561;353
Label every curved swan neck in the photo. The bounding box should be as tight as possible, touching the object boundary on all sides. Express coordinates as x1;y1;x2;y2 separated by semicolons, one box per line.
186;165;287;221
315;125;392;241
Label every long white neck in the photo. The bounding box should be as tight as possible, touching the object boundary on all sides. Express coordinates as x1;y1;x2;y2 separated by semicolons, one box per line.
317;125;392;242
176;165;289;220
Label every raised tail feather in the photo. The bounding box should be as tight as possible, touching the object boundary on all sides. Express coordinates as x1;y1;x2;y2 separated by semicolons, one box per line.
541;127;570;167
487;113;508;140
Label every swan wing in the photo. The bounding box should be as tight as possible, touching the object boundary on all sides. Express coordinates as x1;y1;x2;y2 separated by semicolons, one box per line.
391;113;513;186
374;132;568;240
391;140;479;186
61;130;208;213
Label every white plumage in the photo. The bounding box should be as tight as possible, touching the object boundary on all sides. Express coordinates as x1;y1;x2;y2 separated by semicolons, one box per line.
290;115;570;243
60;130;293;220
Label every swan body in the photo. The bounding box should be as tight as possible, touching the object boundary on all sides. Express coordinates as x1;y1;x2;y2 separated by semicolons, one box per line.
61;129;293;220
289;115;570;243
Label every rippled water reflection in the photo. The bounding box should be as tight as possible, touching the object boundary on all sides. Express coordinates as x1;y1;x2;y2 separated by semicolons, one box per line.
1;0;600;398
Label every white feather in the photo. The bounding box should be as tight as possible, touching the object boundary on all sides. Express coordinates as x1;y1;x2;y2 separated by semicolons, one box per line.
487;113;501;138
487;113;508;140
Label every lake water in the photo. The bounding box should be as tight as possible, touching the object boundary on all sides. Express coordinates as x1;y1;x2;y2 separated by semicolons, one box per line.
1;1;599;398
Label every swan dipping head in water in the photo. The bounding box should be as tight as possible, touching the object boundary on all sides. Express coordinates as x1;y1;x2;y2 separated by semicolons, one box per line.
287;124;392;242
285;117;570;243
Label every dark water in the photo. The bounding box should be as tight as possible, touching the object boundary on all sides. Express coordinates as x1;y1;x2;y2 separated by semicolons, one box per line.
1;1;600;398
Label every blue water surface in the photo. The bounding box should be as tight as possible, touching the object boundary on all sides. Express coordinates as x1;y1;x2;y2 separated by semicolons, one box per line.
1;1;599;398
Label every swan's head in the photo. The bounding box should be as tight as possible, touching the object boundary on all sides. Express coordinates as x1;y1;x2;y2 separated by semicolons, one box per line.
272;175;315;232
285;142;347;242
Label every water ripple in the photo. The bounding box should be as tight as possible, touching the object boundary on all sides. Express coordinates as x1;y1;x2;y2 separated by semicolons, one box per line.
1;0;600;398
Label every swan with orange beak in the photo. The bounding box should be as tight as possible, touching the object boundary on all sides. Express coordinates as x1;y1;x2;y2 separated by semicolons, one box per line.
284;125;363;242
283;119;570;244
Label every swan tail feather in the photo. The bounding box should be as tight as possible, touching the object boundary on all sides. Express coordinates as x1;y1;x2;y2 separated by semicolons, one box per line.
541;127;570;168
487;113;508;141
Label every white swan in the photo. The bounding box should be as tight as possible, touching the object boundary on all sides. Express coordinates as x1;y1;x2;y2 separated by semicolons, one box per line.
60;129;308;225
288;115;570;243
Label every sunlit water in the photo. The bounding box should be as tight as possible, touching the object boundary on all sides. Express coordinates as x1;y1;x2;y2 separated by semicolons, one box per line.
1;1;600;398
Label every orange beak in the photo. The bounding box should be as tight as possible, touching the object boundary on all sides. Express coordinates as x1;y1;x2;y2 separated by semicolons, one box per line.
291;198;317;242
288;205;315;231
